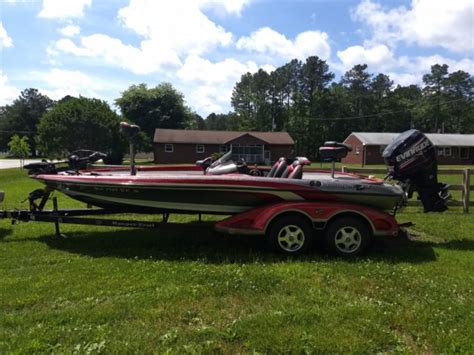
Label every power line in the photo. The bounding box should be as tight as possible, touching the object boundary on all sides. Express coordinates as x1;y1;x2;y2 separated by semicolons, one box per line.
311;97;468;121
0;130;34;134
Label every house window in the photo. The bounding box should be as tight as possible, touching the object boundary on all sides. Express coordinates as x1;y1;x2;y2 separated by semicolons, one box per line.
460;147;470;159
164;144;174;153
438;147;452;157
196;144;205;153
219;145;227;153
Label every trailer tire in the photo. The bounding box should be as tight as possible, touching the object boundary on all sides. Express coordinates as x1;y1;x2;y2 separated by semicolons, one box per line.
267;215;313;255
324;217;371;257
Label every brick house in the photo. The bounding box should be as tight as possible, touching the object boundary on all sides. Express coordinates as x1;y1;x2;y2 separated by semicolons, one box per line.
154;129;295;164
342;132;474;165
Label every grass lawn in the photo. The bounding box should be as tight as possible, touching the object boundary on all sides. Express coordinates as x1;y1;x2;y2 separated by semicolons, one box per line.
0;168;473;353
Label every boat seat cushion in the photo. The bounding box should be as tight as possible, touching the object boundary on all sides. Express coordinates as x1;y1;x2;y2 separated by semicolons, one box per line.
288;164;303;179
281;162;303;179
268;158;287;177
273;160;288;177
281;162;295;178
267;157;283;177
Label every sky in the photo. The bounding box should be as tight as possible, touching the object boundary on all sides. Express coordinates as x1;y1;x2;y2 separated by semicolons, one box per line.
0;0;473;117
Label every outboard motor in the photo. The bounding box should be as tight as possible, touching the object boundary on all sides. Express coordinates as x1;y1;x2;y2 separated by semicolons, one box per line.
382;129;449;212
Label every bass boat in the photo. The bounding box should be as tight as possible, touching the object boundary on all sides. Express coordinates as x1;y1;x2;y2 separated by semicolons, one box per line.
24;130;448;214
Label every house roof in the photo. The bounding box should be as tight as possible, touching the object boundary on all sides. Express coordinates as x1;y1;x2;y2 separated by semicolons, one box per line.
154;129;295;145
346;132;474;147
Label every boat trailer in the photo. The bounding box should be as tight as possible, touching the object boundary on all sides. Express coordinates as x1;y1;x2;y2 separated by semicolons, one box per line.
0;186;411;257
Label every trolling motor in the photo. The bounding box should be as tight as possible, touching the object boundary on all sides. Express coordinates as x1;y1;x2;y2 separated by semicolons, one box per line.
383;129;449;212
68;150;107;170
23;150;107;175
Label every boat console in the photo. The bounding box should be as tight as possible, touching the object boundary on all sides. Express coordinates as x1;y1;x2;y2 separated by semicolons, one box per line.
197;151;309;179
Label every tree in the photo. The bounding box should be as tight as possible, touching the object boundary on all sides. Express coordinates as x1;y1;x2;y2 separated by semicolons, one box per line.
368;73;394;131
115;83;192;150
205;112;242;130
187;113;206;130
37;96;125;160
231;73;257;130
300;56;334;115
445;70;474;133
297;56;335;157
8;135;31;167
383;84;422;132
0;89;54;155
341;64;372;128
422;64;449;132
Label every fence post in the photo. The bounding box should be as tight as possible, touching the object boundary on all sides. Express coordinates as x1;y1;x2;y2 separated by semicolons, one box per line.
462;169;470;213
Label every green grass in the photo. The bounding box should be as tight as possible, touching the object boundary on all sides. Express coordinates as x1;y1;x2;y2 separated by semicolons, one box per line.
1;168;473;353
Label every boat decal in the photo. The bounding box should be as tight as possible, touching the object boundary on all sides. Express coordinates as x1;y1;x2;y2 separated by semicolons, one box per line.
37;175;316;190
64;190;252;213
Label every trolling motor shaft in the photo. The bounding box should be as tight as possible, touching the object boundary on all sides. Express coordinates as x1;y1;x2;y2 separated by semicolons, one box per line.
120;122;141;176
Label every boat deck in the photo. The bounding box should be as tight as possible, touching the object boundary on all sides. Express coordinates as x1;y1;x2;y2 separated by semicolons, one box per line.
89;169;377;182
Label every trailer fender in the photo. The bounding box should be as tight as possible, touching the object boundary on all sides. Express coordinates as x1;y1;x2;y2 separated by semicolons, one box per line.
214;202;399;237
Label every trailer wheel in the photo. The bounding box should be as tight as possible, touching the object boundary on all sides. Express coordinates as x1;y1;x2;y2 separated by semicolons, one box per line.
324;217;371;257
267;215;313;255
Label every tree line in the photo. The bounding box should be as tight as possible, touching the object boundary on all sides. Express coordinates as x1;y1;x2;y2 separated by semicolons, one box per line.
0;83;192;161
0;58;472;161
226;59;473;158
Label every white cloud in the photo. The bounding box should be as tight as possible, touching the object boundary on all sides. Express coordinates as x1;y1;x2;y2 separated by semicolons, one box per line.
0;71;20;105
236;27;331;60
386;72;420;87
353;0;474;53
177;55;273;115
31;68;123;101
51;0;252;75
336;44;396;72
58;25;80;37
117;0;233;56
37;68;99;99
53;35;181;74
397;55;474;78
177;55;258;84
0;22;13;49
203;0;250;16
335;40;474;87
39;0;92;19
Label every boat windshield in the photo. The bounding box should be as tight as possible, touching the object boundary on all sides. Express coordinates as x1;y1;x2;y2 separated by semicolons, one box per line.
208;150;233;169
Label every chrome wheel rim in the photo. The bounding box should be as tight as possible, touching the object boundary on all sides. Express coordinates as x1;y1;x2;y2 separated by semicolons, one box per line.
334;226;362;253
277;224;305;252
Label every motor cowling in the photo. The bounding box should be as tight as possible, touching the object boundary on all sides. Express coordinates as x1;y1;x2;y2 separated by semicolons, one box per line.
382;129;449;212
